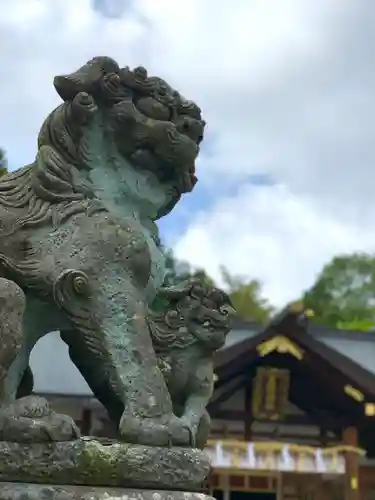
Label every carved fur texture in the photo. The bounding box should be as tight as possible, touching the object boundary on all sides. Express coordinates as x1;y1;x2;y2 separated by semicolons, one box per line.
0;57;224;448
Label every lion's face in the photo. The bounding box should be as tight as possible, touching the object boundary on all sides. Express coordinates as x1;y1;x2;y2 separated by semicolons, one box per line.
53;57;205;218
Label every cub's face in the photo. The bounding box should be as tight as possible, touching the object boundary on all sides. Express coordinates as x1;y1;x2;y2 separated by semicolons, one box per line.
180;282;236;351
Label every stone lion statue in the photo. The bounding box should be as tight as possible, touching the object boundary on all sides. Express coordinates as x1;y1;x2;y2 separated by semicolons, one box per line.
0;56;208;447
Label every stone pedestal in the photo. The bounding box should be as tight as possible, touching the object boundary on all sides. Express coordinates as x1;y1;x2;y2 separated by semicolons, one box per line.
0;438;212;500
0;484;215;500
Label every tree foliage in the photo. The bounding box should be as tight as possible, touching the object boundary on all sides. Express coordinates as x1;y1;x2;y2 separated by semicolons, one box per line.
163;248;214;287
163;250;274;324
0;149;7;178
303;253;375;331
220;267;274;324
164;248;375;331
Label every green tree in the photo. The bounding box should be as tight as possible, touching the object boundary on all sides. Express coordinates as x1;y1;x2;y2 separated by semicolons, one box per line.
303;253;375;331
0;149;7;178
220;266;274;324
162;250;274;323
163;249;214;287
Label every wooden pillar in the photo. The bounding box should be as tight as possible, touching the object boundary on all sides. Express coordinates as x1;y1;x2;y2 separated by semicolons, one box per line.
244;382;253;441
276;472;283;500
314;480;334;500
343;427;360;500
81;408;92;435
319;427;328;446
223;474;230;500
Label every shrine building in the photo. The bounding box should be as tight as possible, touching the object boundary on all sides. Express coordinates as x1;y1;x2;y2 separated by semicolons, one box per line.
205;304;375;500
29;303;375;500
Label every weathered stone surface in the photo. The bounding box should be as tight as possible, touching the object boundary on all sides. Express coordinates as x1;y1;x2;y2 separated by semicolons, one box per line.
0;483;214;500
0;438;210;490
0;55;210;448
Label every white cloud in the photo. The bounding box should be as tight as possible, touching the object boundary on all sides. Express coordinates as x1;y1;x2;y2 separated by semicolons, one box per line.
1;0;349;168
174;184;375;307
1;0;374;306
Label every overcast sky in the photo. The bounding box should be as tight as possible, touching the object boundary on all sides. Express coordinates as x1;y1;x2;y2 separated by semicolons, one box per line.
1;0;375;308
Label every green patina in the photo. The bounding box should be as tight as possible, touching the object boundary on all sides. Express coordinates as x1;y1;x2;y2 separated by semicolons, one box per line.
0;56;233;454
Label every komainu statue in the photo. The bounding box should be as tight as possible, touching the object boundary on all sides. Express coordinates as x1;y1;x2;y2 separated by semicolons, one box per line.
0;56;233;448
149;279;235;448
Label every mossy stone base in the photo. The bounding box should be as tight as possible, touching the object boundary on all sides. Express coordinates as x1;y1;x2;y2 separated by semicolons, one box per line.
0;438;210;490
0;484;214;500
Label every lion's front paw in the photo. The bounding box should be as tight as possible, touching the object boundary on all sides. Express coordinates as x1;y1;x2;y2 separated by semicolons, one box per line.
0;396;81;443
119;412;194;447
168;415;196;447
119;413;169;446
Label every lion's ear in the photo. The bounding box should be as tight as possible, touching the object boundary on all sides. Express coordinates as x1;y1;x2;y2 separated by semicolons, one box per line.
53;56;120;102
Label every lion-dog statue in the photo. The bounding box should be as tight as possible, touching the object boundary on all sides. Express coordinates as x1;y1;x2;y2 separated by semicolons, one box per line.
0;56;234;447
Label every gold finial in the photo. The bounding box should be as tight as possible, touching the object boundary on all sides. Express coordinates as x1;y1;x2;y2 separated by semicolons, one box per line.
289;301;304;313
351;477;358;490
365;403;375;416
344;385;364;402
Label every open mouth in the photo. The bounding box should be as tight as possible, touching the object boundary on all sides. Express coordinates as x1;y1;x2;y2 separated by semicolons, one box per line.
128;140;198;195
129;152;196;191
107;82;202;195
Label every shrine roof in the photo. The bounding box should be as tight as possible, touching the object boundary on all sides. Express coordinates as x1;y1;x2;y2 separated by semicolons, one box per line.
223;316;375;376
212;305;375;453
217;305;375;398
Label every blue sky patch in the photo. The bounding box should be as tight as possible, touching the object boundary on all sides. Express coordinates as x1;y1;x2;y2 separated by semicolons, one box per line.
158;171;276;246
247;173;275;186
92;0;131;19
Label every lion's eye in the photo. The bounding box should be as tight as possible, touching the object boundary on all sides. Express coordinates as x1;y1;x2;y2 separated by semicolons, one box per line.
219;305;231;316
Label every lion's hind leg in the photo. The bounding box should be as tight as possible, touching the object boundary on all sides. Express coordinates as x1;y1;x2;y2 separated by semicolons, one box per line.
0;278;80;442
0;277;25;402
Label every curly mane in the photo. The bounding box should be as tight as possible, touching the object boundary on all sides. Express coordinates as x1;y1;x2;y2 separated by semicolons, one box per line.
0;56;205;235
0;99;103;236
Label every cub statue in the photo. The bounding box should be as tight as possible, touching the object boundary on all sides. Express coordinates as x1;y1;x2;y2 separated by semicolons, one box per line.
70;278;235;448
150;279;235;448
